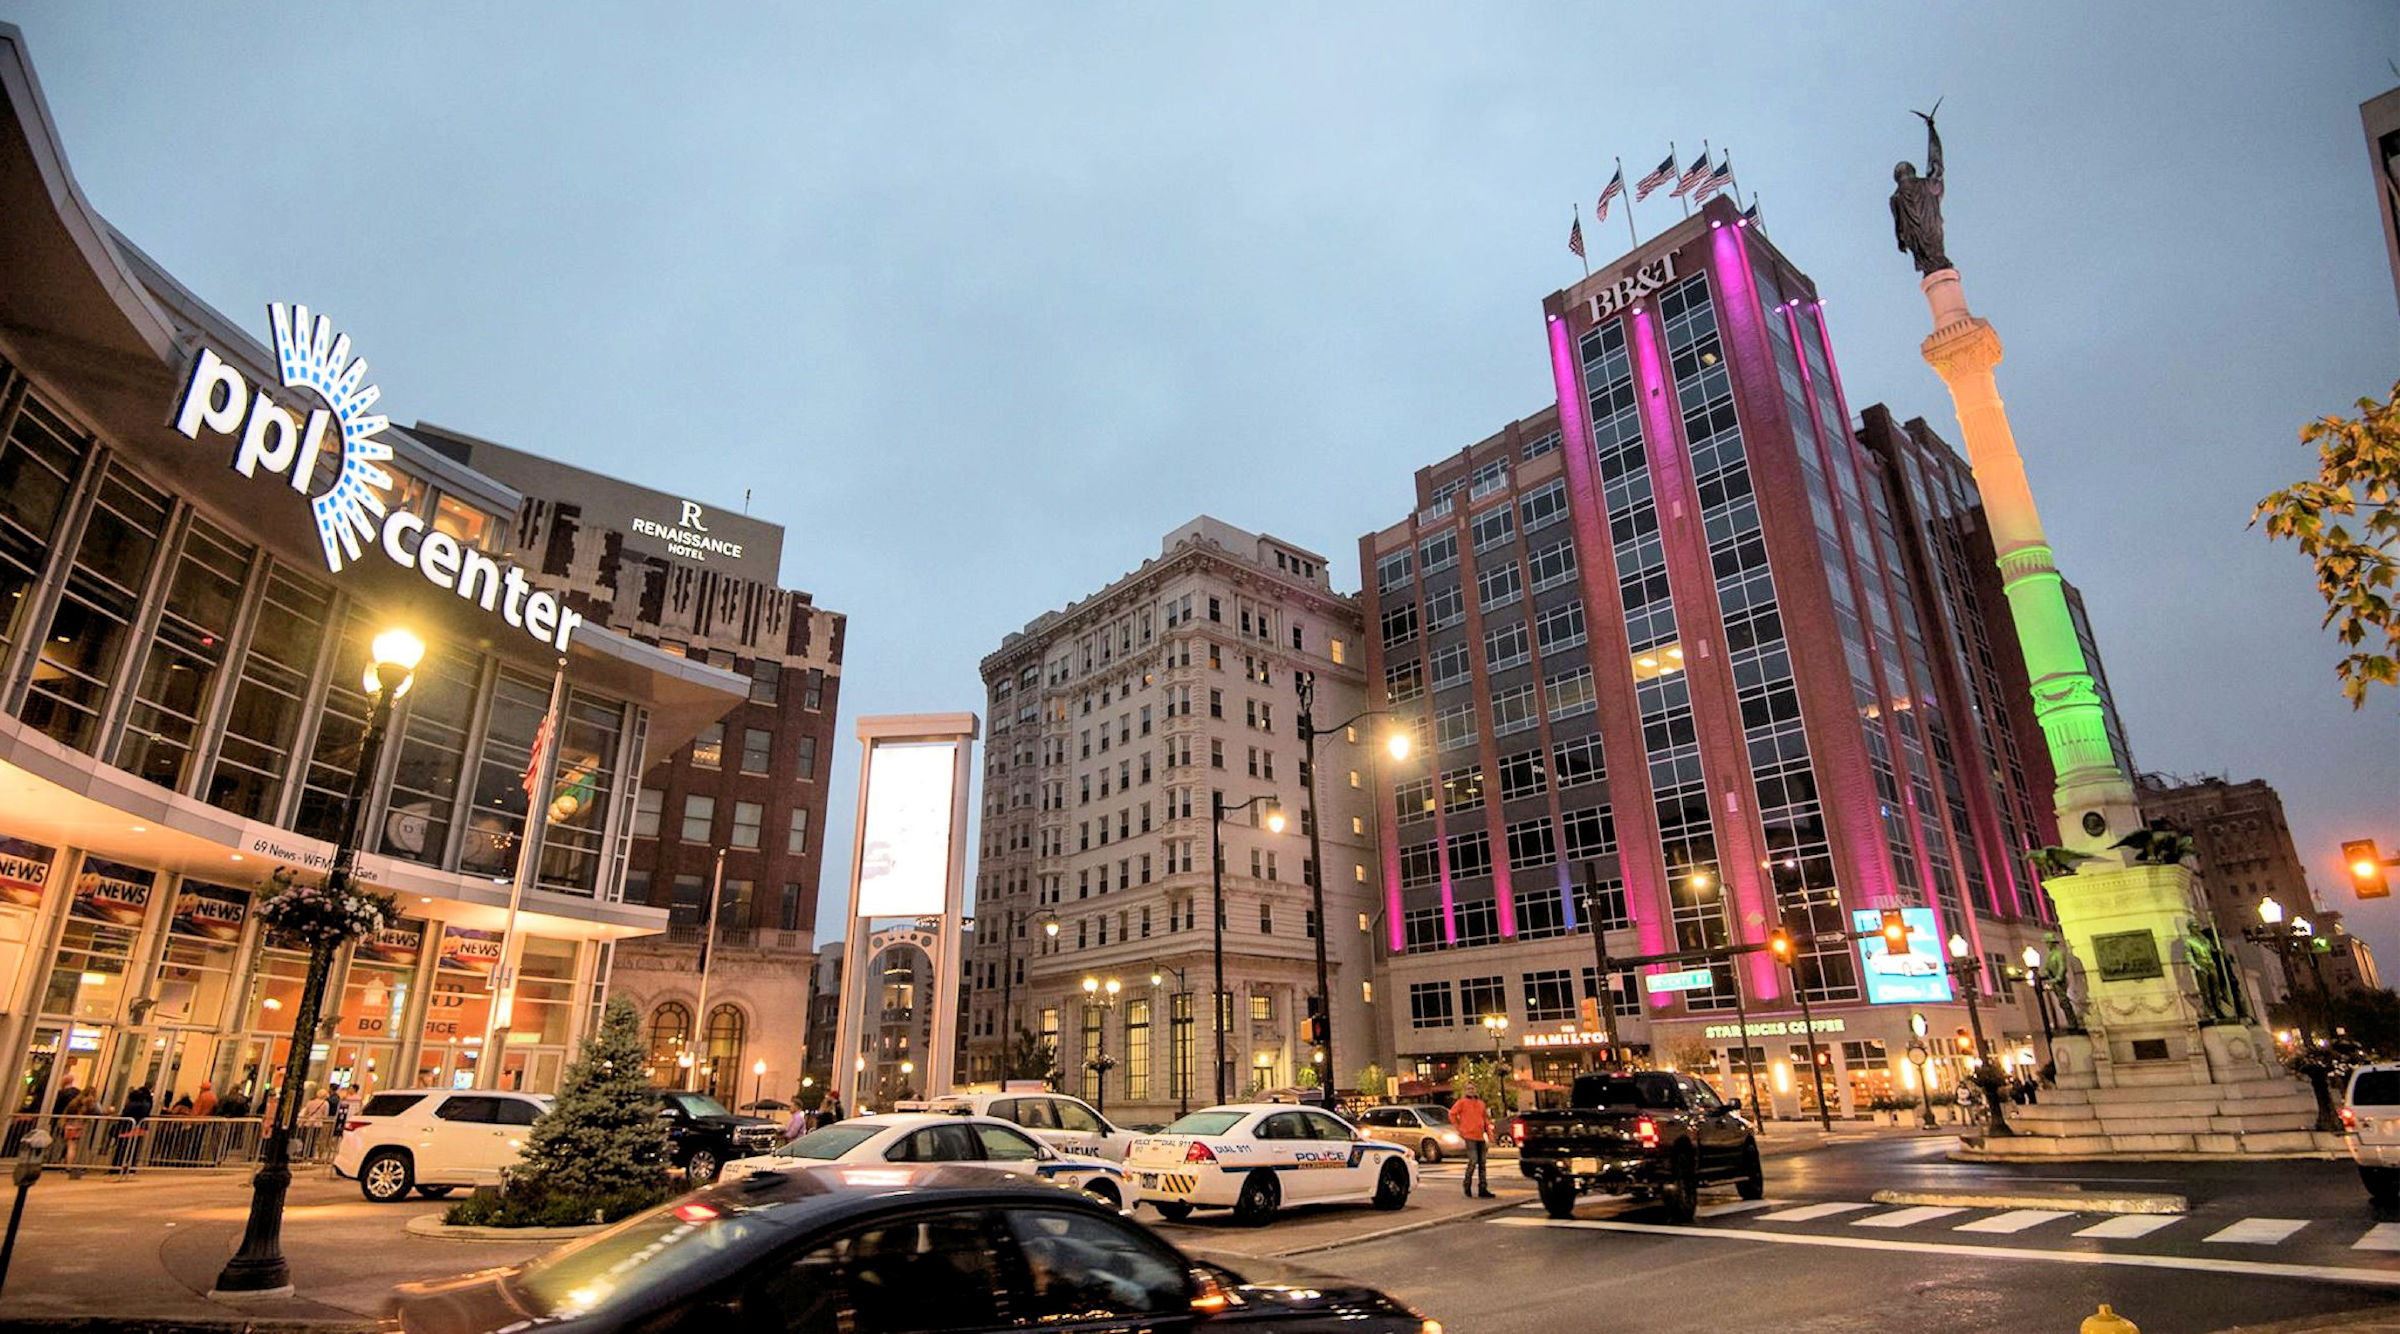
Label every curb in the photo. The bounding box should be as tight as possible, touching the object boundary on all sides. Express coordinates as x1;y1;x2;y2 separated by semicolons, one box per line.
402;1214;610;1242
1272;1195;1529;1257
1949;1147;2342;1164
1870;1186;2186;1215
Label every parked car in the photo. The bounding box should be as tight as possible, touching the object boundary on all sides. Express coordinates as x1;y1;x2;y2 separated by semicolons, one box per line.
654;1089;780;1183
1125;1103;1415;1226
720;1112;1133;1209
1356;1105;1467;1163
396;1164;1441;1334
1515;1070;1761;1223
333;1090;551;1203
2345;1063;2400;1201
921;1090;1137;1160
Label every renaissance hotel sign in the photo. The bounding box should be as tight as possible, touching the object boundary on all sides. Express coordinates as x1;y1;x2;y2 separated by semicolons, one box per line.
172;304;580;651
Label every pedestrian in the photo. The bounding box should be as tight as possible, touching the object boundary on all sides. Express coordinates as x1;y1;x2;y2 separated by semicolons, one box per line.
114;1084;152;1174
1451;1087;1495;1199
328;1084;348;1135
168;1093;194;1116
784;1105;811;1141
191;1081;218;1118
1953;1079;1976;1123
824;1095;845;1123
50;1082;79;1116
59;1086;94;1177
216;1086;251;1119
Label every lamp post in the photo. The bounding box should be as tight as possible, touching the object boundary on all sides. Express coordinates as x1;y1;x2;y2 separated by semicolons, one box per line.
214;628;423;1297
1210;793;1284;1104
2245;896;2339;1131
1152;966;1191;1116
1945;934;2012;1137
974;906;1048;1080
1906;1011;1939;1130
1081;976;1122;1114
1482;1013;1509;1059
1766;917;1834;1132
752;1058;767;1111
1291;672;1410;1109
2017;946;2056;1069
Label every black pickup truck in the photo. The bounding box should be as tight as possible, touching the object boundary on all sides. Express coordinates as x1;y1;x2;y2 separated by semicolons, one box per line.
1515;1069;1762;1222
653;1089;781;1183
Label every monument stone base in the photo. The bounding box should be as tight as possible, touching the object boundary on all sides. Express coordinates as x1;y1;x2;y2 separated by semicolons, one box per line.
1970;1034;2340;1159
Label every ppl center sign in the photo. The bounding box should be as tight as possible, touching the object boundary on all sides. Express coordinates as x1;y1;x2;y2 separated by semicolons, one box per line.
171;305;580;651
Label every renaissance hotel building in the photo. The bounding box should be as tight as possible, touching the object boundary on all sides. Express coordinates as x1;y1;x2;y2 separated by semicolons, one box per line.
0;26;744;1111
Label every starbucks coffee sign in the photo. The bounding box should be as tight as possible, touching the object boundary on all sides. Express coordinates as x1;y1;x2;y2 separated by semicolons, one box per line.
172;304;580;651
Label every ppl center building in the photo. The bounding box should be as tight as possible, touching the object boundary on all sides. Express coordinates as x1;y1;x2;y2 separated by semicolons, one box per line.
0;27;843;1112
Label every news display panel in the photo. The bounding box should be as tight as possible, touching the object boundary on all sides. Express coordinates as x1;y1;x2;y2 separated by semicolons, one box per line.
853;739;961;919
1853;905;1955;1005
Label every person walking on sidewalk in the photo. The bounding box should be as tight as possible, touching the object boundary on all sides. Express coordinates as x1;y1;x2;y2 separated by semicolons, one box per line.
1452;1088;1495;1199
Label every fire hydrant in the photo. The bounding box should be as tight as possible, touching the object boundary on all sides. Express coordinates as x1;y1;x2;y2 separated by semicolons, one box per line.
2081;1304;2139;1334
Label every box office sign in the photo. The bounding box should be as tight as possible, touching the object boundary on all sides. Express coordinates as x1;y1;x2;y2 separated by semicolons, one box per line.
71;856;155;927
0;836;57;910
437;925;502;978
172;304;581;652
169;880;249;943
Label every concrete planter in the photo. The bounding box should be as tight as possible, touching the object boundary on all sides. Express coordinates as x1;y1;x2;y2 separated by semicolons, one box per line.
403;1214;610;1242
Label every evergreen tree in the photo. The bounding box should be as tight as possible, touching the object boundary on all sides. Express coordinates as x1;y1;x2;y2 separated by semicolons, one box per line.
514;996;668;1198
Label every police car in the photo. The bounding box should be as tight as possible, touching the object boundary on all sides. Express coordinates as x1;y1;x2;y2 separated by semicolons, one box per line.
1124;1103;1414;1225
717;1113;1134;1211
916;1090;1136;1161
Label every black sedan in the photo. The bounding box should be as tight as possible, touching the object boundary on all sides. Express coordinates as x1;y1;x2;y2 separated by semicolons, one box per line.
397;1163;1441;1334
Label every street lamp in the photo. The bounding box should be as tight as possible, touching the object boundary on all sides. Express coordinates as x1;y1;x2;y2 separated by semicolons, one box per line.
1906;1011;1938;1129
1766;923;1834;1132
1482;1013;1509;1059
1210;792;1284;1104
2245;896;2339;1130
1081;976;1122;1114
2017;946;2057;1069
1152;966;1191;1116
214;627;422;1297
1292;671;1411;1109
752;1058;767;1111
1945;934;2012;1137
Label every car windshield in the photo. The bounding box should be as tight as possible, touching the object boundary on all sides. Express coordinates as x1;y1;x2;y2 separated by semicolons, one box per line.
671;1092;735;1119
510;1197;781;1319
1414;1106;1452;1126
775;1125;882;1159
1162;1111;1245;1136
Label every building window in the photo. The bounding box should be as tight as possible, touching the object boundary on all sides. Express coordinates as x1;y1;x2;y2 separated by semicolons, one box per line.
1485;620;1531;673
648;1001;693;1073
731;800;764;849
692;723;724;770
1554;734;1605;787
1546;666;1597;721
1523;969;1576;1021
1250;993;1273;1021
778;883;803;931
788;806;810;854
1536;601;1587;655
1520;478;1568;530
1472;505;1515;553
1477;560;1523;611
22;462;169;753
1409;981;1456;1029
1459;975;1506;1022
739;727;773;775
703;1005;746;1101
749;659;781;705
1497;749;1548;800
682;794;716;843
1527;537;1578;592
1420;531;1459;574
633;787;664;839
1125;1000;1151;1102
1491;684;1539;736
1425;586;1464;630
804;669;825;710
1447;830;1493;879
797;735;818;778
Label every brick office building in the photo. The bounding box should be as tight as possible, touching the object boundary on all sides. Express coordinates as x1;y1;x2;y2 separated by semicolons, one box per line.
412;426;845;1107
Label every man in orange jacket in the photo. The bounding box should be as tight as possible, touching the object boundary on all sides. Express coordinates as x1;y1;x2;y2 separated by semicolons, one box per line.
1451;1088;1495;1198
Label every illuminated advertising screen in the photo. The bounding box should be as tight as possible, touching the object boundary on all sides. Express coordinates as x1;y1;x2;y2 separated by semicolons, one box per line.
1853;905;1954;1005
855;740;959;919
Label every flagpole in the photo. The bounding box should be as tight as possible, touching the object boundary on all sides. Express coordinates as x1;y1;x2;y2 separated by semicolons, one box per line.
1669;141;1682;217
476;658;566;1089
1723;149;1744;211
1575;203;1589;277
1615;155;1637;250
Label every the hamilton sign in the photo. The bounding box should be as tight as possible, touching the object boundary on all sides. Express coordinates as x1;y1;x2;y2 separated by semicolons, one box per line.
172;304;580;651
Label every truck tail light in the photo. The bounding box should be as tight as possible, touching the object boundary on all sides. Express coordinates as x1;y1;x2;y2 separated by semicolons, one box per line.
1635;1117;1658;1150
2342;1107;2358;1132
1185;1140;1218;1164
1508;1117;1526;1146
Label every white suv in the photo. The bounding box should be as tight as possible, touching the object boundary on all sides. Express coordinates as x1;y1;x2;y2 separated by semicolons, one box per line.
922;1091;1135;1160
332;1090;551;1202
2345;1064;2400;1202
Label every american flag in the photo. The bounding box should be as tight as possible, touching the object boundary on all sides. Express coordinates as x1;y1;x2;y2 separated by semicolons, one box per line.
1595;167;1625;223
521;710;554;799
1672;152;1716;198
1634;152;1678;201
1568;215;1585;259
1743;198;1763;225
1691;160;1734;205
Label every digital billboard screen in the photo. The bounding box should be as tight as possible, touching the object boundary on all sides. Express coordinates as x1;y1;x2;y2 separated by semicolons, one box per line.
1853;905;1954;1005
855;740;960;919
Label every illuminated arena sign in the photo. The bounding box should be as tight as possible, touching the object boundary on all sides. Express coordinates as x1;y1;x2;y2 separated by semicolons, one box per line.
172;305;580;651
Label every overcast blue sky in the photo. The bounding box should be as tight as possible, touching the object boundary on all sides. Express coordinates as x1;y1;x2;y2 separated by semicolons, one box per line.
14;4;2397;962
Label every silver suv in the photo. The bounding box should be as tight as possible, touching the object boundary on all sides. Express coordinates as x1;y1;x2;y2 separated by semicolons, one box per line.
2346;1064;2400;1202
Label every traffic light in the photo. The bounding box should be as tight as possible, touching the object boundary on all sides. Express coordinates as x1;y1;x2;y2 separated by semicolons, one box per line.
2344;840;2390;900
1579;994;1602;1032
1304;995;1328;1046
1768;927;1795;964
1880;908;1910;952
1955;1030;1973;1053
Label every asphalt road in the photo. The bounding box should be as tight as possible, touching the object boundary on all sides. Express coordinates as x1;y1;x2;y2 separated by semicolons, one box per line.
1289;1139;2400;1334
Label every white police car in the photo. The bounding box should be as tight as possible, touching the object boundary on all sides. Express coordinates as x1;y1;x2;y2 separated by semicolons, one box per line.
918;1090;1136;1161
1125;1103;1414;1225
717;1113;1134;1210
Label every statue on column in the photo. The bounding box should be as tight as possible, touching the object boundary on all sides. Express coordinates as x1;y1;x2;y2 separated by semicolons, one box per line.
1890;104;1950;275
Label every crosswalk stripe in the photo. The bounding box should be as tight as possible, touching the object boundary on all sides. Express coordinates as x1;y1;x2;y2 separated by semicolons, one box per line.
2206;1218;2309;1245
2074;1215;2180;1240
1855;1206;1964;1229
1758;1202;1872;1222
1953;1209;2074;1234
1696;1199;1781;1218
2354;1224;2400;1252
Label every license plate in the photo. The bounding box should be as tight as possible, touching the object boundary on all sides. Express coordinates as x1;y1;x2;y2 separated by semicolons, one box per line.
1139;1172;1161;1188
1570;1156;1600;1175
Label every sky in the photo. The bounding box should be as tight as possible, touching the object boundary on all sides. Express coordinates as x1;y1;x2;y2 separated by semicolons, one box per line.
12;4;2397;965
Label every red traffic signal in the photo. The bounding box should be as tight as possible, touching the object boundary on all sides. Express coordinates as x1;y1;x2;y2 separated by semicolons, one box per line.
1768;927;1795;963
1880;908;1910;951
2344;840;2390;900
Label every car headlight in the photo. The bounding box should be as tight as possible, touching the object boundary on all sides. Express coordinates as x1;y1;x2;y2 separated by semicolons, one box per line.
1441;1132;1463;1144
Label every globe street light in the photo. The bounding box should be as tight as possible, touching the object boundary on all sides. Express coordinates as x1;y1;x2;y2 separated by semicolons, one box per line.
214;628;422;1297
2017;945;2057;1068
1081;976;1123;1113
1151;965;1191;1116
1292;671;1412;1109
1945;934;2012;1137
1482;1013;1509;1059
2246;895;2339;1130
752;1058;767;1111
1210;793;1284;1104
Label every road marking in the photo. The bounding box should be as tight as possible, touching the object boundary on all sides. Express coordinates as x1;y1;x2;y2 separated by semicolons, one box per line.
2206;1218;2309;1245
1953;1209;2075;1234
1696;1199;1781;1218
1490;1216;2400;1289
2355;1224;2400;1252
1854;1206;1964;1229
2074;1215;2180;1240
1757;1202;1873;1222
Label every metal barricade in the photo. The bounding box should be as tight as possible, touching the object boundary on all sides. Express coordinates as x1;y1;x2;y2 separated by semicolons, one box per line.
136;1116;263;1168
0;1114;333;1172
